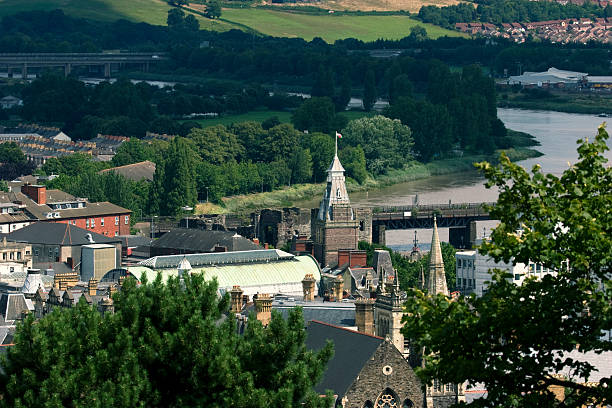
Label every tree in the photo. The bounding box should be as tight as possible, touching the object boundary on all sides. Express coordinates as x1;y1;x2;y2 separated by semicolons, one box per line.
167;8;186;27
304;132;334;183
341;116;413;175
289;148;313;184
0;142;34;181
189;125;245;165
291;97;337;134
402;125;612;407
362;69;376;112
311;65;335;98
0;274;334;407
338;145;367;184
160;137;198;215
205;0;222;19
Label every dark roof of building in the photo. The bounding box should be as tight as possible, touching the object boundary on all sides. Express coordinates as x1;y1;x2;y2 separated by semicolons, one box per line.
119;235;152;248
274;299;356;327
305;320;383;396
99;161;156;182
6;222;121;246
151;229;260;253
0;293;30;323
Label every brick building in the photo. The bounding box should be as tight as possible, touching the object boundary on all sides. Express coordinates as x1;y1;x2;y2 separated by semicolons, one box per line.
312;153;359;267
0;184;131;237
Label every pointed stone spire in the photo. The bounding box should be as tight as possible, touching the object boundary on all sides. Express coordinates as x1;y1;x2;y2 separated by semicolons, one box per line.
427;216;448;296
376;264;386;295
318;152;351;221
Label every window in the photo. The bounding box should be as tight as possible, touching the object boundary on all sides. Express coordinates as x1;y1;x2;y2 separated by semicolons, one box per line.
9;252;13;260
86;219;90;228
17;252;21;260
514;274;521;281
125;215;129;225
91;218;95;228
115;216;119;226
2;253;5;260
34;248;39;256
48;248;53;257
101;218;104;226
115;231;118;236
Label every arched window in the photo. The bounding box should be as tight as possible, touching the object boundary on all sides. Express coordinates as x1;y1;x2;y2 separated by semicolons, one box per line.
375;388;399;408
363;401;374;408
336;188;341;198
402;400;414;408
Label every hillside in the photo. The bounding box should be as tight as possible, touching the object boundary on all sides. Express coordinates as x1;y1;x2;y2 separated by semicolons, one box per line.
0;0;463;41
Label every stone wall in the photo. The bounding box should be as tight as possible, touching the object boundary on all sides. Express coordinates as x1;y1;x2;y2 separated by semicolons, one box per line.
355;208;373;244
257;208;311;248
343;339;423;408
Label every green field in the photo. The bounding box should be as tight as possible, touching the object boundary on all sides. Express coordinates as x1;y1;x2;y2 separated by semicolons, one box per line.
221;8;463;41
185;109;373;128
0;0;462;41
0;0;236;30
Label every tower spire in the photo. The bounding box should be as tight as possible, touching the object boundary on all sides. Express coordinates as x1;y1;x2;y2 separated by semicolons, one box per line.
427;215;448;296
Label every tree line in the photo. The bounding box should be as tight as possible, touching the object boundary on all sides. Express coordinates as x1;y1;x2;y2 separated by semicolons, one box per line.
418;0;611;28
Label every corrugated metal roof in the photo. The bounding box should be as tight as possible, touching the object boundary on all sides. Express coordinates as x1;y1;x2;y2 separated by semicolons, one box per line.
128;255;321;295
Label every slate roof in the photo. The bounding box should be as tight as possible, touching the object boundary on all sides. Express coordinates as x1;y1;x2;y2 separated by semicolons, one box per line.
99;160;156;182
0;293;31;323
305;320;383;396
274;299;356;327
151;229;260;254
119;235;152;248
6;222;121;246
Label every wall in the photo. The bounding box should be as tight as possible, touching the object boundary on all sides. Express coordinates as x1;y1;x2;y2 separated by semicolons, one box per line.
0;221;32;234
258;208;312;248
55;213;130;237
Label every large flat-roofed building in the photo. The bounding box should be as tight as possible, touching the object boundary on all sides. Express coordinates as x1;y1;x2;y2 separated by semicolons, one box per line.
127;249;322;299
150;228;260;257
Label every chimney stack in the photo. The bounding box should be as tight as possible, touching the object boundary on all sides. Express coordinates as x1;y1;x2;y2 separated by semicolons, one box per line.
21;184;47;205
230;285;243;314
302;274;316;302
254;293;272;326
332;275;344;301
99;297;114;314
355;298;375;335
88;279;98;296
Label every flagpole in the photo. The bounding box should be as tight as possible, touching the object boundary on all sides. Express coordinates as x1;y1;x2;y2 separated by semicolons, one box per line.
335;132;338;157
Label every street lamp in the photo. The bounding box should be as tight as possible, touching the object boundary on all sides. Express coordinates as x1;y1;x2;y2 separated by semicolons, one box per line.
181;206;193;229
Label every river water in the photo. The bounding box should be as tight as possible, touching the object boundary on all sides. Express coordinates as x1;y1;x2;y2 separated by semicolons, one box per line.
294;108;610;247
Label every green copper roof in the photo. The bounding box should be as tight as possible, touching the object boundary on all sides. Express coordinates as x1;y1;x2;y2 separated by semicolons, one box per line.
127;255;321;295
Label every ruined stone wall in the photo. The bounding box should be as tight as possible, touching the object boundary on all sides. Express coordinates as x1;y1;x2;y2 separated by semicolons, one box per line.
355;208;373;244
257;208;311;248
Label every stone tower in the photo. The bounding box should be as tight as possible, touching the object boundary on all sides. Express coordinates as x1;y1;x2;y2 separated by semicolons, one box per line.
374;272;405;355
312;152;359;267
427;216;449;296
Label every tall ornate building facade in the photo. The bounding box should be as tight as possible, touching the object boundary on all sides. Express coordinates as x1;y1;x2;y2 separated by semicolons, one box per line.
312;153;359;267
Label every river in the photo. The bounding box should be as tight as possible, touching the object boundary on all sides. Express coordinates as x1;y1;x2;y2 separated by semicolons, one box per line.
294;108;610;248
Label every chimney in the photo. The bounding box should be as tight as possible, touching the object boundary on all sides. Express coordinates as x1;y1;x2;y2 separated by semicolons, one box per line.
59;280;67;291
88;279;98;296
230;285;243;314
21;184;46;205
118;276;125;286
337;249;350;267
99;297;114;314
254;293;272;326
332;275;344;301
108;284;118;297
355;298;375;335
252;238;260;245
301;274;316;302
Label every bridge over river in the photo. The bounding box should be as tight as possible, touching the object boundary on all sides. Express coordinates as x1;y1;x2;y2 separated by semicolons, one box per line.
0;52;166;78
370;202;495;248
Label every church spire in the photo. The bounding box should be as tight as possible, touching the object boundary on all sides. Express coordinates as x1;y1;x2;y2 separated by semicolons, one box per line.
427;215;448;296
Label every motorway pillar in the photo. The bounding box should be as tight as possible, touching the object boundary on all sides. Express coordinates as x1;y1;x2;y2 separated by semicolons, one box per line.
7;67;12;78
22;63;28;79
64;63;71;77
104;63;111;78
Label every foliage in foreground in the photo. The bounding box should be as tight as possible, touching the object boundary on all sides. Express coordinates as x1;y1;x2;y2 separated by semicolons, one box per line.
0;274;333;408
402;124;612;407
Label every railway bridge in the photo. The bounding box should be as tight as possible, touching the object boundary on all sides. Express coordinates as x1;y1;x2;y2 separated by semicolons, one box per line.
370;202;494;248
0;52;166;78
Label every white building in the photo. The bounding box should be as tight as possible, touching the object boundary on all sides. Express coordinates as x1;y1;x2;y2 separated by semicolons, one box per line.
456;246;557;296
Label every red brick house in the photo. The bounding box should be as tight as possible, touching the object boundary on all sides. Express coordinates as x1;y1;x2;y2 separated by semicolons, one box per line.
0;184;131;237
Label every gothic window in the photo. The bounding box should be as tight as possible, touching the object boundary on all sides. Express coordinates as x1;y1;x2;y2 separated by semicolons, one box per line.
375;389;399;408
445;383;454;393
433;380;442;393
364;401;374;408
336;188;341;198
402;400;414;408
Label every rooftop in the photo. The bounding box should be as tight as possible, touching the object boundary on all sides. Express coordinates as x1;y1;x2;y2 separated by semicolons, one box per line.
6;222;121;246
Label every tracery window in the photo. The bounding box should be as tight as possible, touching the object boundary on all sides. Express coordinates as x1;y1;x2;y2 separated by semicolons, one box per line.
375;389;399;408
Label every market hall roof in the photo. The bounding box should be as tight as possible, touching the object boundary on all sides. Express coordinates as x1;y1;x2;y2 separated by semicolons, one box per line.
6;222;121;246
128;249;322;297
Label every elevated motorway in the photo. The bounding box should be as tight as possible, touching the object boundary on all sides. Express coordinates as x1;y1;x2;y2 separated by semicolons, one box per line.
369;202;495;248
0;52;166;78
